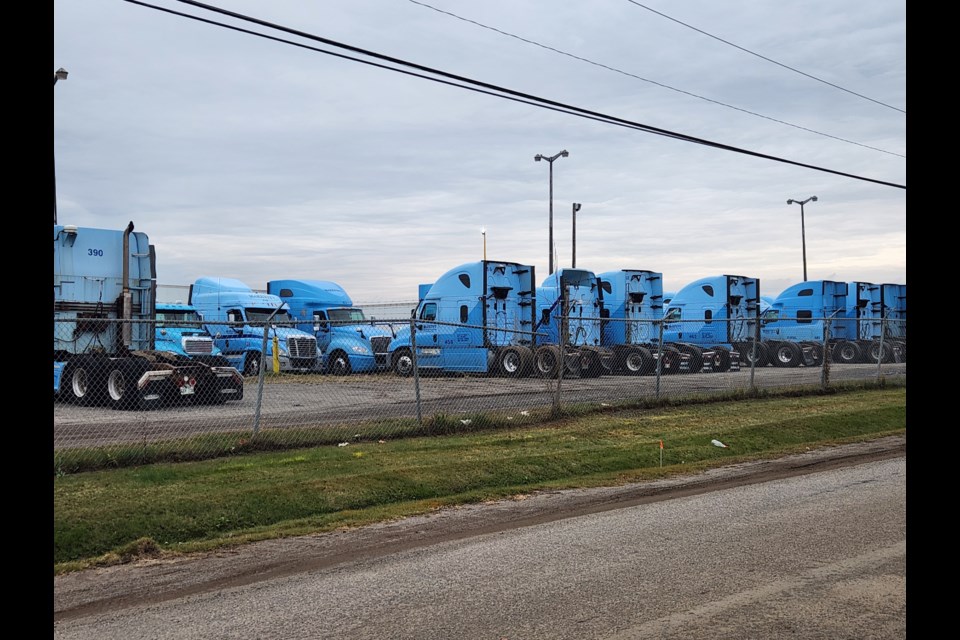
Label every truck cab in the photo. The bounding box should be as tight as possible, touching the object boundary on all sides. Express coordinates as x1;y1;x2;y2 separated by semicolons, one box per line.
761;279;849;366
154;302;228;366
387;260;537;377
596;269;664;375
189;277;321;376
267;279;395;375
534;268;613;377
659;274;761;371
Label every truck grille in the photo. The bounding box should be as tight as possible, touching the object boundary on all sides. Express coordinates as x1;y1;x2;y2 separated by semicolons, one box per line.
370;336;391;366
183;338;215;355
288;336;318;359
370;336;391;355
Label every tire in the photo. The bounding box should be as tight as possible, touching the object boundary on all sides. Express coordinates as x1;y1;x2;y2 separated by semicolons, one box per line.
708;346;731;373
771;342;802;367
802;343;824;367
497;346;529;378
106;359;149;411
243;352;262;377
831;340;862;364
328;350;352;376
579;351;604;378
656;345;683;375
620;346;654;376
534;345;561;377
63;355;106;406
867;342;894;364
392;349;414;377
676;344;703;373
737;342;769;368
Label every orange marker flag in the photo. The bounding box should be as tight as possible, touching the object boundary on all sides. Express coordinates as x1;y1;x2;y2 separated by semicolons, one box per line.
659;440;664;449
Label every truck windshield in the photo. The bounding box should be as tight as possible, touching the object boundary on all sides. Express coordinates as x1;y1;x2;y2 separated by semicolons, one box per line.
245;308;297;326
156;310;204;328
327;308;366;323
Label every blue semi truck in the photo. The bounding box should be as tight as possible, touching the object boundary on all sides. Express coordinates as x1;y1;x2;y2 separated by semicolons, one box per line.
189;277;321;376
387;260;537;377
154;301;233;368
595;269;666;375
267;279;396;375
758;279;906;366
533;268;614;378
759;279;850;366
54;222;244;409
837;281;906;363
658;274;762;371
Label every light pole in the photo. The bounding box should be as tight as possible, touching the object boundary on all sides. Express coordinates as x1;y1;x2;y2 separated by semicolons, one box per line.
534;149;569;275
571;203;581;268
481;227;487;260
786;195;817;281
54;68;68;225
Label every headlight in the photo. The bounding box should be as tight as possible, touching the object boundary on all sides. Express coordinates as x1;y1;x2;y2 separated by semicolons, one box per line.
351;345;371;354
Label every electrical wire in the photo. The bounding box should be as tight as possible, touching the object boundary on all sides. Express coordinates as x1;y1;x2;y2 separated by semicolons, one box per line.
624;0;905;115
407;0;904;158
124;0;905;189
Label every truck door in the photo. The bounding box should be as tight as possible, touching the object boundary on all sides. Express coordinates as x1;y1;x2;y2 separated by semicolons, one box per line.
313;310;333;352
414;301;443;369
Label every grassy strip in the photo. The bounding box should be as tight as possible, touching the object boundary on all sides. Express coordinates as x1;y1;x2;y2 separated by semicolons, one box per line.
54;386;905;574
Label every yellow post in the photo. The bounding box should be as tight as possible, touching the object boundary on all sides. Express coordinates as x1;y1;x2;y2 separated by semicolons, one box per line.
272;336;280;373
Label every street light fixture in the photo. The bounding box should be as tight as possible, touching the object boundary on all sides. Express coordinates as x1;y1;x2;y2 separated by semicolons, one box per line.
534;149;569;275
481;227;487;260
54;68;68;225
786;195;817;281
571;203;581;268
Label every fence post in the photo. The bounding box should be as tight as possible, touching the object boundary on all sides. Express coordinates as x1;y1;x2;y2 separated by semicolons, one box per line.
410;310;423;427
821;314;832;389
552;301;566;417
654;318;664;401
252;307;280;438
876;313;887;382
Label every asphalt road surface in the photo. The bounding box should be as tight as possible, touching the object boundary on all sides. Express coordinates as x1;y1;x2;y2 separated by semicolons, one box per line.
53;436;906;639
53;362;906;449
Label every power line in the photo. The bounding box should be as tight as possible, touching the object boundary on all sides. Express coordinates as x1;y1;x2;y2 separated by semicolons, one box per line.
125;0;905;189
624;0;905;114
407;0;904;158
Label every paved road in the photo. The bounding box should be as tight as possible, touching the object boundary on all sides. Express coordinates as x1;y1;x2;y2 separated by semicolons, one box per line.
53;363;905;449
53;436;906;639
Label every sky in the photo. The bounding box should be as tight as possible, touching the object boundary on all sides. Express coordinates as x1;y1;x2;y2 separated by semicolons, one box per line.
53;0;906;305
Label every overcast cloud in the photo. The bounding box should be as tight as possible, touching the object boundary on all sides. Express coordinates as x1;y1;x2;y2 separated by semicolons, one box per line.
53;0;906;305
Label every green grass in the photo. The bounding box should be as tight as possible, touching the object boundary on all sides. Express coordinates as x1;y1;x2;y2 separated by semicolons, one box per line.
53;385;906;575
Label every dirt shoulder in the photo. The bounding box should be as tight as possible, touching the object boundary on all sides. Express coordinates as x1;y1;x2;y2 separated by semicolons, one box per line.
54;435;906;622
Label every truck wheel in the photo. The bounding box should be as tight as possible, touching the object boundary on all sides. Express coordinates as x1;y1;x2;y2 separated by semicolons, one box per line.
802;343;824;367
243;352;262;377
328;350;352;376
64;355;106;406
534;346;561;377
392;349;414;377
831;340;862;364
737;342;769;368
106;360;149;411
579;351;604;378
772;342;802;367
620;346;654;375
676;345;703;373
656;345;683;375
708;346;732;372
497;347;529;378
867;342;894;364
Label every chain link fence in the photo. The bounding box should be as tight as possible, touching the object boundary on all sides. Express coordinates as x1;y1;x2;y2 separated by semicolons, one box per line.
53;314;906;472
